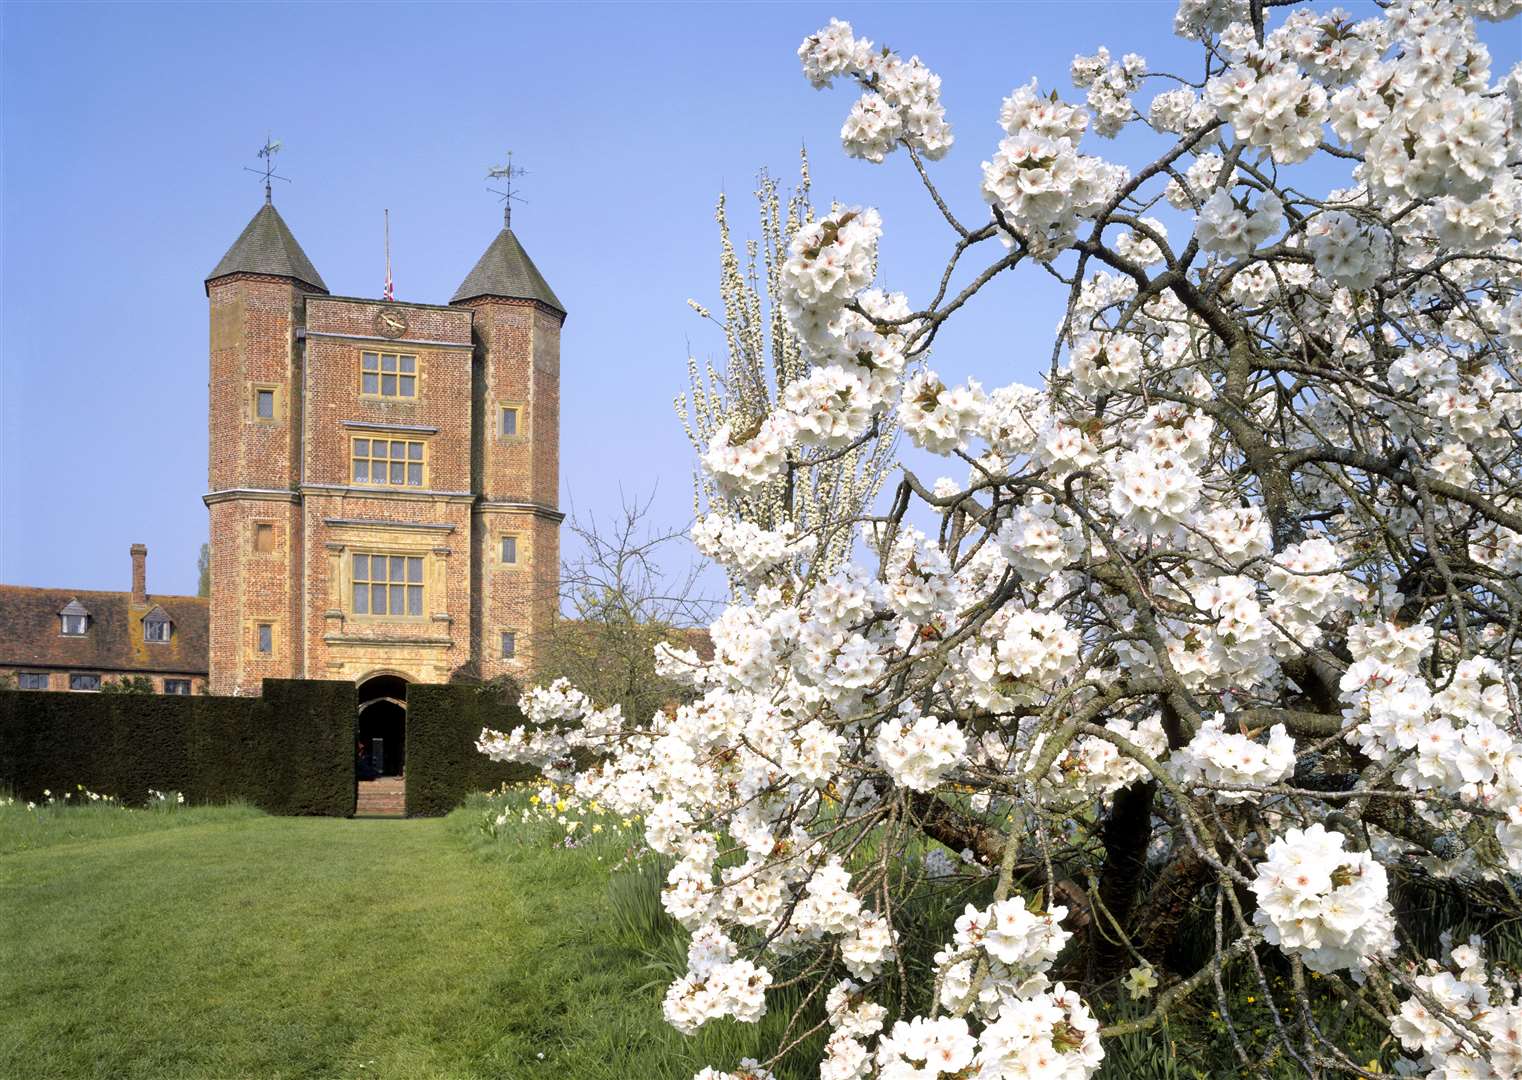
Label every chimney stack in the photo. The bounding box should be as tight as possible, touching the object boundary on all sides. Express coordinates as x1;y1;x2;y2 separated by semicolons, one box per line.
130;544;148;605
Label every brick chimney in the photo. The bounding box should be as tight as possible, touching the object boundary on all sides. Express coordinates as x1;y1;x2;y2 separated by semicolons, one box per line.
130;544;148;605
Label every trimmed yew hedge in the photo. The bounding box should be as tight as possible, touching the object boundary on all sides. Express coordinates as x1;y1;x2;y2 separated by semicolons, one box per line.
404;682;537;816
0;679;356;816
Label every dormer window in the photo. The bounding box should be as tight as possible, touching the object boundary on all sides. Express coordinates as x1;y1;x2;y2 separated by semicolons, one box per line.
143;608;172;643
59;599;89;636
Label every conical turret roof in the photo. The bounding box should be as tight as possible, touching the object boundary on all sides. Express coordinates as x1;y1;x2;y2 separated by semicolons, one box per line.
206;200;327;294
451;225;564;315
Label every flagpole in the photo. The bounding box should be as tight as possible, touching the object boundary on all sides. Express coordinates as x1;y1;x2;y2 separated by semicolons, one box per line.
384;208;393;301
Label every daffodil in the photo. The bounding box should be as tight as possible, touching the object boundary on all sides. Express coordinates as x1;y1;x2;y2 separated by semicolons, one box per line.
1122;963;1158;1000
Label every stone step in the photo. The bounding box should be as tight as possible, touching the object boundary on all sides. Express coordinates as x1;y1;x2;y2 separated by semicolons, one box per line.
356;780;407;817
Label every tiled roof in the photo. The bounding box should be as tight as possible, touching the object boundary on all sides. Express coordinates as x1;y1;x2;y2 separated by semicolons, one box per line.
0;585;208;675
206;200;328;294
450;227;565;314
678;627;714;661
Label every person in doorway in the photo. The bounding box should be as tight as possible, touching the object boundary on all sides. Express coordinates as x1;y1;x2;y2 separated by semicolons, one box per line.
356;737;378;780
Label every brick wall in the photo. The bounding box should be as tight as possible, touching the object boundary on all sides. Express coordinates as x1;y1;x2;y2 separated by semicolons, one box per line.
207;275;303;492
458;297;565;678
207;274;307;694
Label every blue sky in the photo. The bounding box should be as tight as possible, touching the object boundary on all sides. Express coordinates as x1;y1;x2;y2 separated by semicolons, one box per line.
2;2;1516;596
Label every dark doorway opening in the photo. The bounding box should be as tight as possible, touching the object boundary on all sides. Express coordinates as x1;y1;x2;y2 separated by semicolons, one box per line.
356;674;407;779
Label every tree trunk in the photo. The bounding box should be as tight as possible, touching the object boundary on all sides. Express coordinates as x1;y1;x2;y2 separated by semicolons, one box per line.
1091;780;1155;979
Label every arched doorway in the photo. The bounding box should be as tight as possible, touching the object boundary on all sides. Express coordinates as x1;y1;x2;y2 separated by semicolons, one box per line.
356;673;408;779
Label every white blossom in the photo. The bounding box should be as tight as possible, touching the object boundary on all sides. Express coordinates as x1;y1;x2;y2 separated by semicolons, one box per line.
1251;824;1396;974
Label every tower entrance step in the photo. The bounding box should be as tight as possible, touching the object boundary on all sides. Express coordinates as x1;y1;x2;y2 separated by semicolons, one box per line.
356;777;406;817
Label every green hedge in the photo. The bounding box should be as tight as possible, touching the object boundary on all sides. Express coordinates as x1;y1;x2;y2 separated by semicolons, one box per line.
404;683;539;816
0;679;356;816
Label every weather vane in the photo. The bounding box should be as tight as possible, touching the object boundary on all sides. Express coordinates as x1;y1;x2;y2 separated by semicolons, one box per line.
244;134;289;204
486;150;527;227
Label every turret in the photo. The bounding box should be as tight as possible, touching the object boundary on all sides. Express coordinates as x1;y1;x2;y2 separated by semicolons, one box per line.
451;215;565;679
203;196;325;693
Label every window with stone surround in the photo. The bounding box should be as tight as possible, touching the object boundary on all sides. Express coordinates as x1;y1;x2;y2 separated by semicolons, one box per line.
253;522;275;553
69;673;101;692
256;623;273;655
250;384;280;422
164;679;191;695
351;437;425;488
500;630;517;659
499;403;522;437
18;673;48;690
351;553;424;617
500;534;519;565
361;352;417;399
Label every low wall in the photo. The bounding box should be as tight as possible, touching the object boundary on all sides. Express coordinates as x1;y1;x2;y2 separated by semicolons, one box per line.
0;678;356;816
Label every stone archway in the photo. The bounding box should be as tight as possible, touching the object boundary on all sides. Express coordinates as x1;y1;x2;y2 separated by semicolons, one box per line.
356;673;409;816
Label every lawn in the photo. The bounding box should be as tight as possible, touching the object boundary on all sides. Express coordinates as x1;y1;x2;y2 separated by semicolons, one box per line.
0;792;795;1080
4;790;1404;1080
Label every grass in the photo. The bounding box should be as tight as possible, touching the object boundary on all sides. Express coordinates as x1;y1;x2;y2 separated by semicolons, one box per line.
8;789;1512;1080
0;789;262;855
0;789;817;1080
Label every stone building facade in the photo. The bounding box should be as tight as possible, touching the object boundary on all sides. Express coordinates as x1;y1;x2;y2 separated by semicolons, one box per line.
204;196;564;697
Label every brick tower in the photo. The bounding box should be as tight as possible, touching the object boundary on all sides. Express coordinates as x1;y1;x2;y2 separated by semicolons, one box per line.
204;195;564;696
204;194;324;694
450;209;565;685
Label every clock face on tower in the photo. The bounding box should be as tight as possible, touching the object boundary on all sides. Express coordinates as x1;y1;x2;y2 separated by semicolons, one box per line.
375;308;408;339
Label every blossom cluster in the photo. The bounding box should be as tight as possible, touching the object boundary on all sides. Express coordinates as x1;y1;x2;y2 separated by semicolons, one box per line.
1250;824;1396;974
980;127;1127;259
1168;715;1296;802
1206;52;1329;164
798;19;952;162
874;709;967;792
1390;937;1522;1079
1195;189;1284;257
1340;623;1522;872
1071;47;1144;138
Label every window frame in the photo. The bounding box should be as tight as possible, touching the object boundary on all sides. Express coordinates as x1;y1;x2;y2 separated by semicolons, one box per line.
60;614;87;636
249;383;282;423
499;533;522;566
253;521;276;554
359;351;419;401
255;622;274;656
18;672;49;690
500;629;517;660
143;616;171;644
348;551;426;620
350;436;427;489
498;402;524;439
69;673;101;692
163;679;191;696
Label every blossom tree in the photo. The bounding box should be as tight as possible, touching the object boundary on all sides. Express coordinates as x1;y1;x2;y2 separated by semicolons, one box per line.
482;2;1522;1077
679;158;899;587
